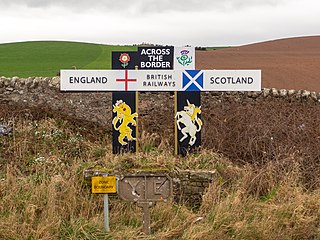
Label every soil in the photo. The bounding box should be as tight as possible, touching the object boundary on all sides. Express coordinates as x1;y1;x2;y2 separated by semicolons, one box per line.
196;36;320;92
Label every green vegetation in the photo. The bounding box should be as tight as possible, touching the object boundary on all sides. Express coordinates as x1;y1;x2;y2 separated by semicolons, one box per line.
0;41;136;77
205;46;231;50
0;41;230;77
195;46;231;51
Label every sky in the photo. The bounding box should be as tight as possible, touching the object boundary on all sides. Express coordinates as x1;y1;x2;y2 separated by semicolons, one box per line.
0;0;319;46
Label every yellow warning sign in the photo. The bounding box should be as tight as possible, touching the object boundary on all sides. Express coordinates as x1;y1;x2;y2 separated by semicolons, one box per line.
92;176;117;194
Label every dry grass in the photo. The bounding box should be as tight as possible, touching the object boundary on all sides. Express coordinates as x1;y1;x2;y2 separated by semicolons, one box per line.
1;102;320;239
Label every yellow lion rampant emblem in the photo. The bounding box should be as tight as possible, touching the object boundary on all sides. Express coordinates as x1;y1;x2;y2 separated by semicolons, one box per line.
112;100;138;146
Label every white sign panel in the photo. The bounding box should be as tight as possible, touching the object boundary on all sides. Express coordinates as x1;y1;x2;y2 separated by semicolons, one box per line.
132;70;178;91
174;47;195;70
61;70;179;91
204;70;261;91
61;70;121;91
61;69;261;92
178;70;261;91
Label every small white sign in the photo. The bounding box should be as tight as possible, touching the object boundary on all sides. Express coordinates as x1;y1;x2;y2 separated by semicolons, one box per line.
174;47;195;70
204;70;261;91
133;70;177;91
178;70;261;91
61;70;121;91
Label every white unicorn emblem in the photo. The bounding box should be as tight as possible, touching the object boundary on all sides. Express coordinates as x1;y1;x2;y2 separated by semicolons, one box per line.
175;99;202;146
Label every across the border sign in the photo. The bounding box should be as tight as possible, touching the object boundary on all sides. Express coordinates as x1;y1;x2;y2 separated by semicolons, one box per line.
60;69;261;91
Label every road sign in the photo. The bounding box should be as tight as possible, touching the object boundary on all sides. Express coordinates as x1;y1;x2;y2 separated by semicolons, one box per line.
174;47;199;155
92;176;117;194
138;46;174;70
60;69;261;92
182;70;204;91
112;52;139;154
203;70;261;91
117;173;172;235
117;174;172;202
112;51;139;69
174;47;195;70
116;69;137;91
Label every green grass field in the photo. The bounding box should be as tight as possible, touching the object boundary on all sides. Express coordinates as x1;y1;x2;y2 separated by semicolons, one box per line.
0;41;230;78
0;41;137;78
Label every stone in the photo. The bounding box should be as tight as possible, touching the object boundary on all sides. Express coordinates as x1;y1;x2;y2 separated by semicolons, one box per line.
247;91;261;98
30;78;40;88
295;90;302;98
19;78;26;86
301;90;311;98
25;78;33;88
287;89;296;96
262;88;270;97
50;77;60;87
39;77;48;87
0;123;12;136
310;92;317;101
4;78;10;87
5;87;14;92
279;89;287;97
12;76;19;86
271;88;279;97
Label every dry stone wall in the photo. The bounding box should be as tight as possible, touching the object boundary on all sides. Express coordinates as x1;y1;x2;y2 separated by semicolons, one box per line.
171;170;217;206
2;76;320;100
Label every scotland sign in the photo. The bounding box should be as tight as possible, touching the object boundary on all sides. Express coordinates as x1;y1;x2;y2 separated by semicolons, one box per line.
204;70;261;91
61;69;261;91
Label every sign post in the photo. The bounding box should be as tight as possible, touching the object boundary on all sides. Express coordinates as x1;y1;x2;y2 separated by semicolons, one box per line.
137;201;153;235
61;50;261;156
112;52;139;154
111;46;175;154
103;193;110;232
175;91;201;155
117;173;173;234
91;175;117;232
173;47;198;156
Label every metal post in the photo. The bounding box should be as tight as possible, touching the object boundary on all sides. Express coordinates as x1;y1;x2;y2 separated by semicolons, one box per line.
104;194;110;232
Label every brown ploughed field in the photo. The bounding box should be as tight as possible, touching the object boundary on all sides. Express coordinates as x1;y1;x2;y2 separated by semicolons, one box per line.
196;36;320;92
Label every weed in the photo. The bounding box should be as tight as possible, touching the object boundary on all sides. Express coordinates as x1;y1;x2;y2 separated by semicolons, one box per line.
1;102;320;239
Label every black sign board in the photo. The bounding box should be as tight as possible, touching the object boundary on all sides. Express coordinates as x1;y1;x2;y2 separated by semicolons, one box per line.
112;92;138;154
112;51;138;154
138;46;174;70
175;91;202;156
112;52;139;70
112;47;198;155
